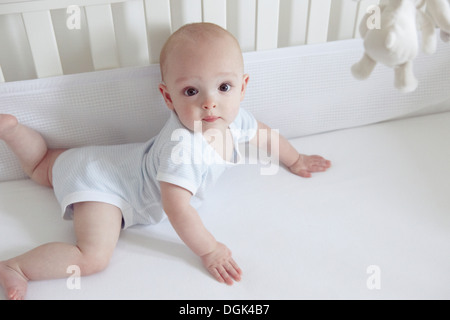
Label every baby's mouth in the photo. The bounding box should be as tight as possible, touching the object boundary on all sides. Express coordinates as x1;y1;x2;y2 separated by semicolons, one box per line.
202;116;220;122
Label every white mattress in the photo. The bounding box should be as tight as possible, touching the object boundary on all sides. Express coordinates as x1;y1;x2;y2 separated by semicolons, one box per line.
1;111;449;300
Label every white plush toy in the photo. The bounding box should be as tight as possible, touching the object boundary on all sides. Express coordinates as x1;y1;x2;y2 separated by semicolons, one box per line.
352;0;437;93
425;0;450;42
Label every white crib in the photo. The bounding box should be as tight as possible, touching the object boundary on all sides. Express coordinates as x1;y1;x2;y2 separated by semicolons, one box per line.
1;0;450;300
0;0;381;82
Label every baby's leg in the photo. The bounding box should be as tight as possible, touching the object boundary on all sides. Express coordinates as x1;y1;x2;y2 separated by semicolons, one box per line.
0;114;66;187
0;202;122;300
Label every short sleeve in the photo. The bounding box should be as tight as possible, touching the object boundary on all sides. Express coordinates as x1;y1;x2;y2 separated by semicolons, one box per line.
230;107;258;143
155;138;206;195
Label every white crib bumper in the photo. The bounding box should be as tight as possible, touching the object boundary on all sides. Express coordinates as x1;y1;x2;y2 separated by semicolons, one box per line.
1;37;450;181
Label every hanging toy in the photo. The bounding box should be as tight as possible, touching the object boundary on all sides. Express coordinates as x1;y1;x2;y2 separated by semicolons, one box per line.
351;0;437;92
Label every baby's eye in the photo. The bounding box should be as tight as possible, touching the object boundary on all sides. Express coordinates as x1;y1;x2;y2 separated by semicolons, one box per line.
184;87;198;97
219;83;231;92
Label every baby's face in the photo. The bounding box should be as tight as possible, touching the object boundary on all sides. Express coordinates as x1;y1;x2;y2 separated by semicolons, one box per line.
159;35;248;134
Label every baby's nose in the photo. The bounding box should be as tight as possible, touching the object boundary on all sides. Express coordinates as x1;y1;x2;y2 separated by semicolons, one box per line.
202;99;216;109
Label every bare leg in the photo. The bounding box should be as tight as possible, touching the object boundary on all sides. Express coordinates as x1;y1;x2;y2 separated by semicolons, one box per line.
0;202;122;300
0;114;66;187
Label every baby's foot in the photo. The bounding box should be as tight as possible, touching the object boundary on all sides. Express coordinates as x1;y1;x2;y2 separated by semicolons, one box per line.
0;114;19;139
0;261;28;300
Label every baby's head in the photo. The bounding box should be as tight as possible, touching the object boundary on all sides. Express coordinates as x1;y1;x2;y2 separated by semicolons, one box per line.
159;23;249;133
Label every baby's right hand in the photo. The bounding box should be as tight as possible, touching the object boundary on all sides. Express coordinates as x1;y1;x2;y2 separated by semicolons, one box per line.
200;242;242;285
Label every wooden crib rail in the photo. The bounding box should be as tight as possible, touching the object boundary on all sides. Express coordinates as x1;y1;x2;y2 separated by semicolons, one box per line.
0;0;380;83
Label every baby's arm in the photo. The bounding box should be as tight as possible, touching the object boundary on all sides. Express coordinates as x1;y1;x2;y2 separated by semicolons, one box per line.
251;121;331;177
160;181;242;285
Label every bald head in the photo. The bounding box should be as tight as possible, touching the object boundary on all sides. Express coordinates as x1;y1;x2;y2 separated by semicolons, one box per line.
159;23;243;82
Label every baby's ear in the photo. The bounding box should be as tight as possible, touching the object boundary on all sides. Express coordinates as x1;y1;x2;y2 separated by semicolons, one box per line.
240;74;250;101
159;83;174;110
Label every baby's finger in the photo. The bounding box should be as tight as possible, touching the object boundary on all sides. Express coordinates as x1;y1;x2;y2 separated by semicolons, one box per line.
217;266;234;285
208;267;225;284
298;170;312;178
310;165;327;172
309;155;326;164
310;157;331;171
229;258;242;276
224;261;242;282
314;157;331;167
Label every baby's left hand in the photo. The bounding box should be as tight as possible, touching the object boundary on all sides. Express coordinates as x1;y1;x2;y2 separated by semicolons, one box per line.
201;242;242;285
288;154;331;178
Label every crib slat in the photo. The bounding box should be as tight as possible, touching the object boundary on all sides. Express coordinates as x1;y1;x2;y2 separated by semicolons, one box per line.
278;0;308;47
0;0;130;15
202;0;227;28
227;0;256;52
143;0;172;64
306;0;332;44
112;1;149;67
0;13;37;82
22;11;63;78
255;0;280;51
170;0;202;31
0;65;5;83
327;0;359;41
50;8;94;76
85;4;120;70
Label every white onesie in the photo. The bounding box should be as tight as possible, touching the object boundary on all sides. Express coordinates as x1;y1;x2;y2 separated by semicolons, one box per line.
52;108;258;229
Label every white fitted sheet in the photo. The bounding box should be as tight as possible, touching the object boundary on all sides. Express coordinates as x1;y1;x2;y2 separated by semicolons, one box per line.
1;111;449;300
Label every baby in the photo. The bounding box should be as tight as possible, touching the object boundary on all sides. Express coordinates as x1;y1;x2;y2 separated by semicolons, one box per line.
0;23;331;300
